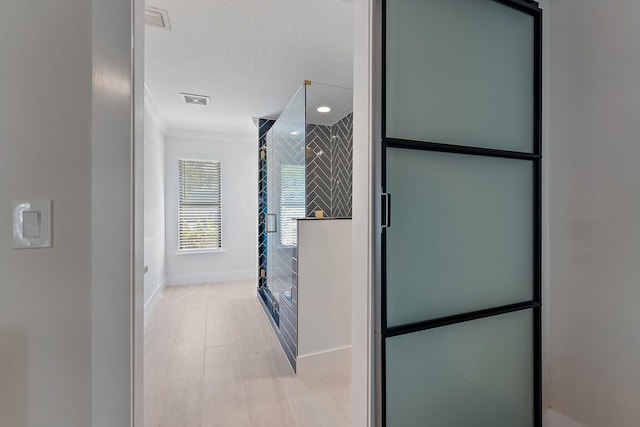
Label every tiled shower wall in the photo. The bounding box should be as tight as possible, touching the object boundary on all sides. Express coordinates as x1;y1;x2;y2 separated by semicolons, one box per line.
258;117;298;370
258;113;352;371
258;119;276;317
306;112;354;218
305;124;332;216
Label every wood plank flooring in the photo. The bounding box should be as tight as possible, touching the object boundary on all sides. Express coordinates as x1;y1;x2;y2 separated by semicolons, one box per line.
144;280;351;427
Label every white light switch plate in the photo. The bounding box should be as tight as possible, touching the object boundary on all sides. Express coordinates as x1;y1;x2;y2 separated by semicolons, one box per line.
13;201;52;249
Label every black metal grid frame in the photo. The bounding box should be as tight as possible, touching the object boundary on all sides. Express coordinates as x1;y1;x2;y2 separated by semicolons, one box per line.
379;0;542;425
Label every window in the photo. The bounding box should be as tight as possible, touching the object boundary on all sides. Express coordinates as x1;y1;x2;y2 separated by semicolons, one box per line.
178;159;222;250
279;164;305;246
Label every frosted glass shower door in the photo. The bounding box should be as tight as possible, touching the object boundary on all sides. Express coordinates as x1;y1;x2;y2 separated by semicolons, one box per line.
380;0;542;426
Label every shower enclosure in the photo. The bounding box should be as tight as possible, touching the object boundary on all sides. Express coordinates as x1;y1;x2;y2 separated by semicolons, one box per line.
258;81;353;370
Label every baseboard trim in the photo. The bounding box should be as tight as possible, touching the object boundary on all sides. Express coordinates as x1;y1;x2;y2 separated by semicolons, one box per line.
544;409;586;427
297;345;352;377
144;278;166;319
165;270;257;286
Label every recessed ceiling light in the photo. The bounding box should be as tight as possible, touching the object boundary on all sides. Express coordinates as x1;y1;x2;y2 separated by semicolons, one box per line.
317;106;331;113
291;131;299;136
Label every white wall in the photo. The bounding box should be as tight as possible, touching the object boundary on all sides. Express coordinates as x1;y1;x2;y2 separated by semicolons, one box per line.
133;1;145;422
0;0;137;426
548;0;640;425
164;130;258;285
353;1;376;425
144;97;167;313
0;2;93;425
91;0;140;424
298;219;352;372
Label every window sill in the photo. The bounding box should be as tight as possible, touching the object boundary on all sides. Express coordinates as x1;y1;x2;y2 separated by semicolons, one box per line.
175;248;226;255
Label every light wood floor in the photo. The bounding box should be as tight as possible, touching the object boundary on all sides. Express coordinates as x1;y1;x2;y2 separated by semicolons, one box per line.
144;279;352;427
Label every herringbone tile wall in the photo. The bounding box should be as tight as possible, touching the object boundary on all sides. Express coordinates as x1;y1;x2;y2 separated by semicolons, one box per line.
305;112;353;218
306;124;333;217
331;113;353;218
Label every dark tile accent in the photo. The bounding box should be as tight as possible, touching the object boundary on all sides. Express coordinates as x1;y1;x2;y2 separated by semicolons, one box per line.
305;113;353;218
306;124;333;217
331;113;353;217
258;293;295;370
281;313;298;344
257;120;282;326
282;332;297;362
257;117;300;372
258;119;275;294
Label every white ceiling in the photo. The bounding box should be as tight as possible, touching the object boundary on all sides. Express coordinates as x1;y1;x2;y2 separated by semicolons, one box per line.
145;0;355;138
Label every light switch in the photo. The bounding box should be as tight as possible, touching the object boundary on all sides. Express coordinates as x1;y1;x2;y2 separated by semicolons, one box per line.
23;210;41;238
13;201;52;249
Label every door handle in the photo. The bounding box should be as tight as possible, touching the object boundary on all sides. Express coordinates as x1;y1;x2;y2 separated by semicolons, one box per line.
267;213;277;233
382;193;391;229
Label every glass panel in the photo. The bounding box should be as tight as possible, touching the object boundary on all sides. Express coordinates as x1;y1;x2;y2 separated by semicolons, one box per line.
266;86;306;302
386;0;535;152
386;310;534;427
386;148;533;326
305;83;354;218
306;83;353;127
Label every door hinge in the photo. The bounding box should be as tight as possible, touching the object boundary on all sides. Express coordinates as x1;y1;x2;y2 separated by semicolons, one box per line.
382;193;391;229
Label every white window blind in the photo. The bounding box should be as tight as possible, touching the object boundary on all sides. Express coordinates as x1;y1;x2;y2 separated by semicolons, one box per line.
179;159;222;250
279;164;306;246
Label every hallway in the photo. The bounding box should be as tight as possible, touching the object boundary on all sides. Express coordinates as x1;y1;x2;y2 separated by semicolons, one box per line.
144;280;351;426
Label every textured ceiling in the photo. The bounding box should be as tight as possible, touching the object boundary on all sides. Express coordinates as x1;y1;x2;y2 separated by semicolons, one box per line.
145;0;354;138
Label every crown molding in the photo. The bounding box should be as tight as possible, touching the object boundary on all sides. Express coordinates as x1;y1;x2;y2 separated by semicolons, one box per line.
165;127;257;143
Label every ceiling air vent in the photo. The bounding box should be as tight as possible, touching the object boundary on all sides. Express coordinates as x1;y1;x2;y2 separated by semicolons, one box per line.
182;93;211;107
145;7;171;30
